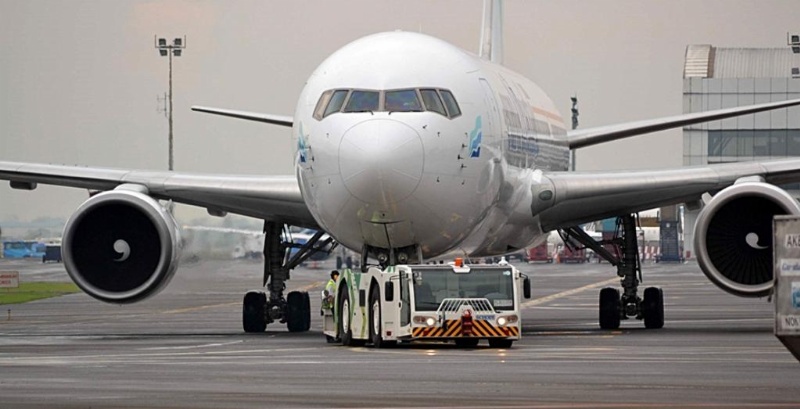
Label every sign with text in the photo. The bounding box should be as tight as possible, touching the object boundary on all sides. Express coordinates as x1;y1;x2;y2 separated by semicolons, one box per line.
773;216;800;362
0;271;19;288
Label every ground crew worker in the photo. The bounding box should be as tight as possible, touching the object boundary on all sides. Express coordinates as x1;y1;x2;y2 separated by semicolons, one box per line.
322;270;339;310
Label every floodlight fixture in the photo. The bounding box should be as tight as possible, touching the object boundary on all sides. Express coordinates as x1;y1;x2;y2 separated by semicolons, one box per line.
789;33;800;54
154;35;187;172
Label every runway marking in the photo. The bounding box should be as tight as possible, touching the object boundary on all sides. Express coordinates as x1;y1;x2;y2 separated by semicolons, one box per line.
0;347;326;363
367;404;800;408
296;280;325;292
522;277;618;309
161;302;238;315
160;281;324;314
141;340;243;351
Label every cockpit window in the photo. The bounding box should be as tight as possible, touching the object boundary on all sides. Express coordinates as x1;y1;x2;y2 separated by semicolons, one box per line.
439;90;461;118
344;90;379;112
313;90;333;120
420;89;446;116
385;89;423;112
314;88;460;120
324;90;349;117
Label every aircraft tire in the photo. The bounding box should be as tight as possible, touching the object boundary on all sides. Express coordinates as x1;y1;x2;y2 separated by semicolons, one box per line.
599;287;621;330
243;291;267;333
642;287;665;329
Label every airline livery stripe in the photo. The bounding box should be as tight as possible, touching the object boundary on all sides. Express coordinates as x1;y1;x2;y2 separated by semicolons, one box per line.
532;106;563;122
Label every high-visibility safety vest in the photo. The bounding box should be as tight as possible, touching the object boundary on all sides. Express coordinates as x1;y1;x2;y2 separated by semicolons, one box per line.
322;279;336;309
325;279;336;295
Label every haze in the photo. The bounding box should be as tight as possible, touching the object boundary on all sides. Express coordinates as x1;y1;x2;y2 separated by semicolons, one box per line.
2;0;798;223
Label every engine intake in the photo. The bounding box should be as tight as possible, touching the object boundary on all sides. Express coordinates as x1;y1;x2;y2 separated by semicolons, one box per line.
695;182;800;297
62;186;181;304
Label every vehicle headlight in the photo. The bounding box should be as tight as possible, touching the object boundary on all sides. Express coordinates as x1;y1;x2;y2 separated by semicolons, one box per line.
497;315;518;326
413;315;437;327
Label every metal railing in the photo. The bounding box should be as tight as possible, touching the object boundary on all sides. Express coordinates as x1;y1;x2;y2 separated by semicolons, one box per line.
437;298;495;314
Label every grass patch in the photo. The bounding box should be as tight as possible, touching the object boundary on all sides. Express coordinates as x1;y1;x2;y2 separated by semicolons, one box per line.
0;282;81;305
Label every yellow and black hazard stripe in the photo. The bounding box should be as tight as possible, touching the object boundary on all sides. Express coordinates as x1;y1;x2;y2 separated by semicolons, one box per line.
412;319;519;338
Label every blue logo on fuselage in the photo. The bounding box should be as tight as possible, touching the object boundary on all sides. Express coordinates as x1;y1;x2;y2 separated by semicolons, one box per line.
469;116;482;158
297;123;308;163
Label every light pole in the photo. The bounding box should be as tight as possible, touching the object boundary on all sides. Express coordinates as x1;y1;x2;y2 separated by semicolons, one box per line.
154;36;186;171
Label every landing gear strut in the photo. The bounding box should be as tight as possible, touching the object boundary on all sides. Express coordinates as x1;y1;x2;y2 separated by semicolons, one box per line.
242;222;331;333
559;214;664;330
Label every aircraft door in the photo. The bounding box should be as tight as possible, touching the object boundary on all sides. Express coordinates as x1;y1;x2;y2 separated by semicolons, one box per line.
400;270;410;326
479;79;501;148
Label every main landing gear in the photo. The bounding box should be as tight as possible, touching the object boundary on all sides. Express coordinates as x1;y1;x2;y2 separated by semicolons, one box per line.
242;221;333;334
559;214;664;330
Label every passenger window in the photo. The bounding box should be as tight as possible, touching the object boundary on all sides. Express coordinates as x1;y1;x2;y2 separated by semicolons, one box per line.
440;90;461;118
420;89;446;116
344;90;379;113
313;90;333;120
324;90;349;117
385;89;423;112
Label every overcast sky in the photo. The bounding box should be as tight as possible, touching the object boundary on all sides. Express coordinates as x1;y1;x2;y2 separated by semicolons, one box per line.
1;0;798;223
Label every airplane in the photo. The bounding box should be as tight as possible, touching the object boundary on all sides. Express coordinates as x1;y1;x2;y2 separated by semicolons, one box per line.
3;0;800;332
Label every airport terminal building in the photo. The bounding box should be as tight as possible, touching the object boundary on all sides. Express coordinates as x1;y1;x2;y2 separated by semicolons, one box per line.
682;44;800;258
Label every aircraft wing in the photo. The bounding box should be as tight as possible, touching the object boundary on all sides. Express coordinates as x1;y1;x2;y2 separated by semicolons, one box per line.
191;106;293;127
537;158;800;231
0;161;316;227
566;98;800;149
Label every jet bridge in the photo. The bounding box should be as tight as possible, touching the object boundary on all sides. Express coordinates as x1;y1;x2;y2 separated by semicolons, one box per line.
773;216;800;362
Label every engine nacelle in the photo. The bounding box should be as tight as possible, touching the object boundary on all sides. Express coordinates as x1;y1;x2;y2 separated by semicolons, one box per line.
695;182;800;297
62;186;181;304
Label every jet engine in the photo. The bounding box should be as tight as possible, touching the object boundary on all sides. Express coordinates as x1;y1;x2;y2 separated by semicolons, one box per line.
62;185;182;304
694;182;800;297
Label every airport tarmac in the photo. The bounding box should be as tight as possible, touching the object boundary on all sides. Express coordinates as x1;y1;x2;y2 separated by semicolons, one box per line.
0;257;798;408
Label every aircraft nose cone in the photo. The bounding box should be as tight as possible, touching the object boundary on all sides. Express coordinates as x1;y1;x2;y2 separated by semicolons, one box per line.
339;119;423;206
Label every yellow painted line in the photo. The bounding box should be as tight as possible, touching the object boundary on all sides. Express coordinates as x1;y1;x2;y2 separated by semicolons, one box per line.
161;281;325;315
162;302;239;315
522;277;618;309
295;281;325;292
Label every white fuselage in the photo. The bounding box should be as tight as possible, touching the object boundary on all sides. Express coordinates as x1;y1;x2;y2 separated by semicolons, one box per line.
293;32;569;259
